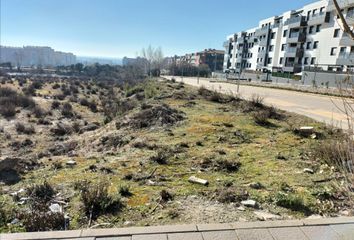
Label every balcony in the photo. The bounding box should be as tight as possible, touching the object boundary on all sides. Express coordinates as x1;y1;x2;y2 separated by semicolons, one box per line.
339;34;354;46
327;0;354;11
284;16;307;28
272;22;281;29
307;12;326;25
284;47;304;58
283;63;302;73
336;52;354;65
237;37;245;44
255;26;270;37
286;32;306;43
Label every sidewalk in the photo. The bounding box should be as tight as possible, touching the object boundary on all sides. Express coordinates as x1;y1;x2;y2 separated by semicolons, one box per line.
2;217;354;240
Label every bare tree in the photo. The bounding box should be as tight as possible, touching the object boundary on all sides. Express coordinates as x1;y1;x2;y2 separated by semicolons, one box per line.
141;45;164;78
333;0;354;39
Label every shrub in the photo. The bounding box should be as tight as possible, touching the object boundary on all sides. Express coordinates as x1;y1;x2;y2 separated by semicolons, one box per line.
80;180;124;220
26;181;56;203
32;106;46;118
253;110;271;126
160;190;173;202
275;192;313;215
15;122;35;134
20;211;65;232
312;139;353;173
52;83;60;89
250;94;264;108
119;185;132;197
150;149;170;164
0;103;16;118
51;100;61;109
61;102;74;118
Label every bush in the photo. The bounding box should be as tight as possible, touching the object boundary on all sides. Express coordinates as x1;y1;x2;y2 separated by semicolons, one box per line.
160;190;173;202
80;180;124;220
20;210;65;232
15;122;35;134
312;139;353;173
51;100;61;109
0;87;36;117
119;185;132;197
61;102;75;118
150;149;170;164
0;103;16;118
32;106;46;118
275;192;313;215
26;181;56;203
253;110;271;126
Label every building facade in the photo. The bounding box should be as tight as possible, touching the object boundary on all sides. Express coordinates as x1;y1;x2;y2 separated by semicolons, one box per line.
0;46;76;67
223;0;354;74
176;49;225;71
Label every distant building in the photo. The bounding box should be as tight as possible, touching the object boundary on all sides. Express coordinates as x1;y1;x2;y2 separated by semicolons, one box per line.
0;46;76;67
174;49;225;71
122;57;147;66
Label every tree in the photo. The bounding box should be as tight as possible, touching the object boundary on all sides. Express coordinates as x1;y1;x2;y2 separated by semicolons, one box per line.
333;0;354;40
141;45;164;77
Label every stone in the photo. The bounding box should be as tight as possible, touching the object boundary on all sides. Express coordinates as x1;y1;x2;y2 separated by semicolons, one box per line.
237;206;246;211
299;126;314;133
249;182;264;189
254;211;281;221
303;168;314;174
241;200;258;208
66;160;77;167
49;203;63;213
188;176;209;186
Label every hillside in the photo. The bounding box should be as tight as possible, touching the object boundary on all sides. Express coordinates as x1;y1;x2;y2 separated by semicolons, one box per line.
0;75;353;233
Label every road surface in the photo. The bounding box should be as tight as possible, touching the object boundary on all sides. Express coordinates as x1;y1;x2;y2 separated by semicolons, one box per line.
164;76;353;129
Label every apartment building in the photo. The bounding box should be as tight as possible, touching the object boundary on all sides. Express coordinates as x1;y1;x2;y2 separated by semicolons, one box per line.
176;49;225;71
0;46;76;67
223;0;354;74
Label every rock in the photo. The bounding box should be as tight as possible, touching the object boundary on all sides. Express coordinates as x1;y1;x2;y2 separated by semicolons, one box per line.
123;221;133;226
188;176;209;186
49;203;63;213
249;182;264;189
306;214;323;219
10;188;25;197
339;210;350;216
241;200;258;208
299;126;314;133
66;160;77;167
254;211;281;221
303;168;314;174
10;218;19;225
237;206;245;211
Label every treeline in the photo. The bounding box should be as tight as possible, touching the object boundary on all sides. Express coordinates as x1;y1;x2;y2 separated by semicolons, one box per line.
168;63;211;78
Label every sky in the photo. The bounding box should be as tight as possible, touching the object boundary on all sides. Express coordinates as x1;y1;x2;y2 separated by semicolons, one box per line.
1;0;318;58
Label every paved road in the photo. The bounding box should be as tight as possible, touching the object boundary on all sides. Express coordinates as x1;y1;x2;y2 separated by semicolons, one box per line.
164;76;353;129
2;217;354;240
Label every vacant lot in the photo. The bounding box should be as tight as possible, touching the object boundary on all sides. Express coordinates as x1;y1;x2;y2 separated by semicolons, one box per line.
0;76;352;233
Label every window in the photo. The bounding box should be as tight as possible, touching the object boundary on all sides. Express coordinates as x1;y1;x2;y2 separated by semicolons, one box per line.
311;57;316;64
330;47;337;56
279;57;283;64
281;44;286;51
267;58;272;64
309;26;314;34
351;46;354;53
316;24;321;32
307;11;311;20
313;41;319;49
313;9;317;16
269;45;274;52
320;7;325;14
271;32;276;39
333;29;340;38
283;30;288;37
306;42;312;50
304;57;309;65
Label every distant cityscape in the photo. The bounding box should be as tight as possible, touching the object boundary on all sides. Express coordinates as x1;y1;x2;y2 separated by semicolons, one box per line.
0;46;76;67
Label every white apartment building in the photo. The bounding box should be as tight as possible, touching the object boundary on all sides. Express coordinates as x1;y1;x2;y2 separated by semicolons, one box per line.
223;0;354;74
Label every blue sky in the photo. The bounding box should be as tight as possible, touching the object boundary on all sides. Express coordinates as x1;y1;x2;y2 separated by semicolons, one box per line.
1;0;316;58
